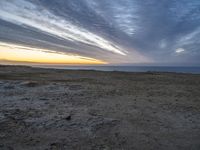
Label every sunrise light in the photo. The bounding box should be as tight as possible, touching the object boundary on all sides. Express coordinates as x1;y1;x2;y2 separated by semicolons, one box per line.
0;42;106;65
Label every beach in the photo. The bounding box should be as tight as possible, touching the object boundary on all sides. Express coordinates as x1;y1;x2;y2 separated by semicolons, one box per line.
0;65;200;150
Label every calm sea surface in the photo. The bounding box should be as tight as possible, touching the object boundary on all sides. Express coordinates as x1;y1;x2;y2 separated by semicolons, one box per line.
39;66;200;74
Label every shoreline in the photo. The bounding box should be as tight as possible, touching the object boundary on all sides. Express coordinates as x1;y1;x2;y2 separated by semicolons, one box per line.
0;64;199;75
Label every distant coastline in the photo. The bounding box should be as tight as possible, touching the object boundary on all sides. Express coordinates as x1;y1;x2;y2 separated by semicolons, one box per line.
29;65;200;74
1;64;200;74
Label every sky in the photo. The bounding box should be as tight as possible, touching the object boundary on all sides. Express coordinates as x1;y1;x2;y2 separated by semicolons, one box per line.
0;0;200;65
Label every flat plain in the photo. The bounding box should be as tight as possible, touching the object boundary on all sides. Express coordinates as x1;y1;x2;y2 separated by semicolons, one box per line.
0;65;200;150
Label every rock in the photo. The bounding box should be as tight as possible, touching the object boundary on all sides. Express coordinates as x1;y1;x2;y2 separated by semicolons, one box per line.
21;81;39;87
40;98;48;101
65;115;71;121
50;142;64;150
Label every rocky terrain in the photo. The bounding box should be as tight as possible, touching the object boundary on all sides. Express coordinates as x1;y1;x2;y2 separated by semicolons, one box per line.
0;65;200;150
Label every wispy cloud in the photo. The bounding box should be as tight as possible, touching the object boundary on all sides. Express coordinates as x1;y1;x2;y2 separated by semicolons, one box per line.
0;0;126;55
0;0;199;65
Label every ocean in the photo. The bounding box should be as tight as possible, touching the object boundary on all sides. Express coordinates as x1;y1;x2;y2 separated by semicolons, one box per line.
39;66;200;74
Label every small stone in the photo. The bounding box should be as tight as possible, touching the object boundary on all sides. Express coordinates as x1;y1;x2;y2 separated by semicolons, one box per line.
65;115;71;121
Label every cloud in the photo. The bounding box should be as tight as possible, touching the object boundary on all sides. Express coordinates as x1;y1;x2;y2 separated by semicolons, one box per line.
0;0;199;65
176;48;185;54
0;0;126;55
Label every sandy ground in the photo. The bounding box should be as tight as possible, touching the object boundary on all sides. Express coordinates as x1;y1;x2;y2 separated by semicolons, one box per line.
0;65;200;150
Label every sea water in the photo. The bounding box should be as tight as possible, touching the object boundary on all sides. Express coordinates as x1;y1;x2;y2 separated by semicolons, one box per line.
39;66;200;74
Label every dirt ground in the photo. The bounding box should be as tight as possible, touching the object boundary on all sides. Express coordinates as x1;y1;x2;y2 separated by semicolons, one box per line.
0;65;200;150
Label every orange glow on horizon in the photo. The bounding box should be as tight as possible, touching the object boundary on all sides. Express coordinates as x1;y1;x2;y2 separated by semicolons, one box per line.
0;42;107;65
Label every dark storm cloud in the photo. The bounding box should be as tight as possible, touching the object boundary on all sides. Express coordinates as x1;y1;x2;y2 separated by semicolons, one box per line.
0;0;200;64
